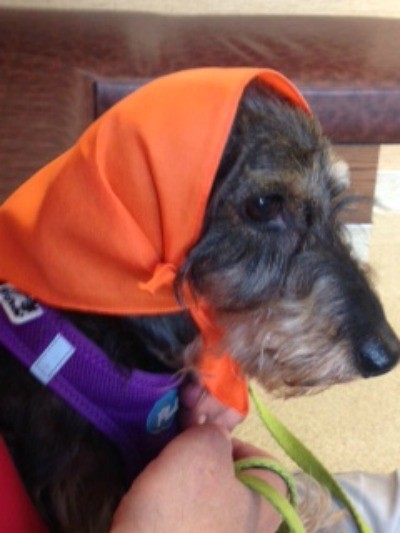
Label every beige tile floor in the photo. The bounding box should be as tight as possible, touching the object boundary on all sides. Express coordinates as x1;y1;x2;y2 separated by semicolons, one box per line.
235;144;400;474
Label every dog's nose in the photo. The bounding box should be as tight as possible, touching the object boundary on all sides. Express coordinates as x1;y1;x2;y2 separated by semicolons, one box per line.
358;325;400;377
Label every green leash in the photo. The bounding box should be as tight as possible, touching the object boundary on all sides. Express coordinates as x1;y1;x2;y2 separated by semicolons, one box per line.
235;457;305;533
234;384;372;533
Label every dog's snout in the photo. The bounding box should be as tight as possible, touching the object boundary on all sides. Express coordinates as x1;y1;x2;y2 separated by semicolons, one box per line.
358;327;400;377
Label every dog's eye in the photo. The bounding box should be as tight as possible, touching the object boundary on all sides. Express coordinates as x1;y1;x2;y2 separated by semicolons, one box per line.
244;194;284;224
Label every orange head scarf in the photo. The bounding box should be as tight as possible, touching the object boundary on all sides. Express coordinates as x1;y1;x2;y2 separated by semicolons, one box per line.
0;68;310;415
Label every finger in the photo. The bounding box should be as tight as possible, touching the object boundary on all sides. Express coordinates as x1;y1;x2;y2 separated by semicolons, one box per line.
232;438;277;462
179;379;205;409
180;381;244;431
112;425;233;531
232;438;288;497
157;423;232;470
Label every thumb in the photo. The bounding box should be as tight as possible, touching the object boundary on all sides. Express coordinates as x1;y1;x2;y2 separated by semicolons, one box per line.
156;423;233;470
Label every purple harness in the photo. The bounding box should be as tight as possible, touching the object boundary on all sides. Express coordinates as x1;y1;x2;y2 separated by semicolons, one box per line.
0;284;181;479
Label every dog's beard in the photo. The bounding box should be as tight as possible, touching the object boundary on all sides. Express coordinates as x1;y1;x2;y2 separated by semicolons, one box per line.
215;300;355;398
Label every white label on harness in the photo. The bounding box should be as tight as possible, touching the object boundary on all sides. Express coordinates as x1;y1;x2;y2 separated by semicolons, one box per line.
0;283;43;325
30;334;75;385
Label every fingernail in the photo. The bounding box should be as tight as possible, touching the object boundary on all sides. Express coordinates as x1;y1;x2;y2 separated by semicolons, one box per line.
198;414;207;425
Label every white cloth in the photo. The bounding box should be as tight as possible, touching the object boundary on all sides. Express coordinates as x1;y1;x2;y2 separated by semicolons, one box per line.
335;471;400;533
295;471;400;532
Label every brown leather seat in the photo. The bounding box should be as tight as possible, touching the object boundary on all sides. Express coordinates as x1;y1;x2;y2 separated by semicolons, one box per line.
1;9;399;222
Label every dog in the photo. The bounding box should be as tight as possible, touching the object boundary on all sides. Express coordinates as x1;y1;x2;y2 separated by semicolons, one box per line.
0;69;399;532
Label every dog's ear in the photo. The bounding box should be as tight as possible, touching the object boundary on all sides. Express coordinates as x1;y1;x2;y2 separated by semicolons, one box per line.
328;152;350;197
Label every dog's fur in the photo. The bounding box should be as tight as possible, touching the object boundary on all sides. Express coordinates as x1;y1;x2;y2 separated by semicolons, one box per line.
0;81;399;532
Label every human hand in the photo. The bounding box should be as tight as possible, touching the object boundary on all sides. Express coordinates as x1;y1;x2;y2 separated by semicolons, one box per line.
179;378;245;431
111;424;287;533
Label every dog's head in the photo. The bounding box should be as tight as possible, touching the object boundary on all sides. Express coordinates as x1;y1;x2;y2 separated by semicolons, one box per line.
0;69;398;403
179;80;399;396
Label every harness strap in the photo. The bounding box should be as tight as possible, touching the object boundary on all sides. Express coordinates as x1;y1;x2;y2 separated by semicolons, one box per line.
0;284;181;479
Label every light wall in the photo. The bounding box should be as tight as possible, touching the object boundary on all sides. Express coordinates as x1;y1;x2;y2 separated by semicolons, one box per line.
0;0;400;17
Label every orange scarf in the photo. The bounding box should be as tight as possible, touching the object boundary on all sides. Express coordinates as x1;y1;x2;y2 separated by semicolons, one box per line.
0;68;309;415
